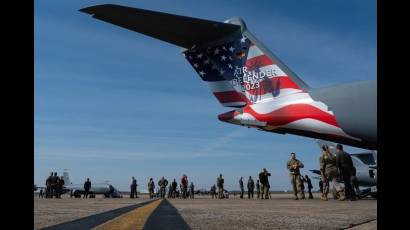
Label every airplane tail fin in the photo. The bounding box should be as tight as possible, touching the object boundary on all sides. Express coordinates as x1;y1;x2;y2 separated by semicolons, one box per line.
79;4;310;108
183;18;310;107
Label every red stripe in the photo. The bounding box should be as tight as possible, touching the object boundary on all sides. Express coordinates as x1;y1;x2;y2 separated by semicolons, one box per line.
245;54;274;70
218;110;241;121
243;77;300;95
213;91;250;104
244;104;339;127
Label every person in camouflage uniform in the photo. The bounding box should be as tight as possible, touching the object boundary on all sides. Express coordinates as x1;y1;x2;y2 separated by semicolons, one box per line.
158;177;169;199
287;153;305;200
247;176;255;199
210;184;217;199
319;145;346;201
148;178;155;199
259;168;271;199
57;176;64;198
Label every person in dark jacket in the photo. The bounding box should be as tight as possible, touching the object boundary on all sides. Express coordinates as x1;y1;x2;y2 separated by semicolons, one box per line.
83;178;91;198
305;175;313;199
239;177;244;199
130;177;137;198
259;168;271;199
57;176;64;198
336;144;356;201
171;179;178;198
45;172;53;198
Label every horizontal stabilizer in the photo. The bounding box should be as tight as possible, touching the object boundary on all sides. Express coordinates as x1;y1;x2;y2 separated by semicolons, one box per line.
79;4;241;49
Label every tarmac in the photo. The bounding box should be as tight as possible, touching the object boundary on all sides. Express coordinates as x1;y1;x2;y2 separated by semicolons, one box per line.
34;193;376;230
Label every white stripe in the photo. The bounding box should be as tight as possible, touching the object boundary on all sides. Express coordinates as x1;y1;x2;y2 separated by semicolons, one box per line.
247;45;264;59
233;113;267;126
244;88;303;103
249;92;334;115
271;118;361;141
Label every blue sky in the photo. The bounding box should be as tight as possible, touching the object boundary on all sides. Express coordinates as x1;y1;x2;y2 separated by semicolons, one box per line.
34;0;376;191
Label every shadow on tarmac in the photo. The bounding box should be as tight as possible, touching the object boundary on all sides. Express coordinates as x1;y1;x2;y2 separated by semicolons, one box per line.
40;199;156;230
143;199;191;230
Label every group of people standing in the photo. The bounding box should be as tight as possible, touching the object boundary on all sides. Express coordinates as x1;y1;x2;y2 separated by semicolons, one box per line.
286;145;359;201
237;169;272;199
40;172;65;198
319;144;359;201
234;164;314;200
212;168;272;200
166;175;195;199
236;168;271;199
44;144;359;201
144;175;195;199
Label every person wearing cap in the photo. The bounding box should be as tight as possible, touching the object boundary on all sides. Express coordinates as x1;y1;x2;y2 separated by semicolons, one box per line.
287;153;305;200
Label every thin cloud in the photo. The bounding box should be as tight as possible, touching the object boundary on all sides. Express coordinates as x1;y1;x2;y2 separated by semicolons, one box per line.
199;128;247;157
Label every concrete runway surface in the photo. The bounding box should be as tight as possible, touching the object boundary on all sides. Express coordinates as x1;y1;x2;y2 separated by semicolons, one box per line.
34;193;376;230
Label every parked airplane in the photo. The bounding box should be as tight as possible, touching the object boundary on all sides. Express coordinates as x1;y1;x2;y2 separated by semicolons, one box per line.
79;4;376;150
310;140;377;198
61;170;122;198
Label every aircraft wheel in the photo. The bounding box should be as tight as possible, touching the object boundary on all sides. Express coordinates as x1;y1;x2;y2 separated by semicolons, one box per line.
73;191;81;198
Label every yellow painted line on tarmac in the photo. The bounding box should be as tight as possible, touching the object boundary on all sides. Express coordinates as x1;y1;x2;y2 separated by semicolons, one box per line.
92;199;162;230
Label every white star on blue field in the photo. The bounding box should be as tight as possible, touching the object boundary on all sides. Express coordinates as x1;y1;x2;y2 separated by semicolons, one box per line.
35;0;376;191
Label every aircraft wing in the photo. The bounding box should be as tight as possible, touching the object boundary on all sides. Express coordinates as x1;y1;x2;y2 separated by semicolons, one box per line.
79;4;241;49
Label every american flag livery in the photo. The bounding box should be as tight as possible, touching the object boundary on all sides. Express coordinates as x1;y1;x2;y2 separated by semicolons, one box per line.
184;35;303;107
185;34;359;142
184;36;251;107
